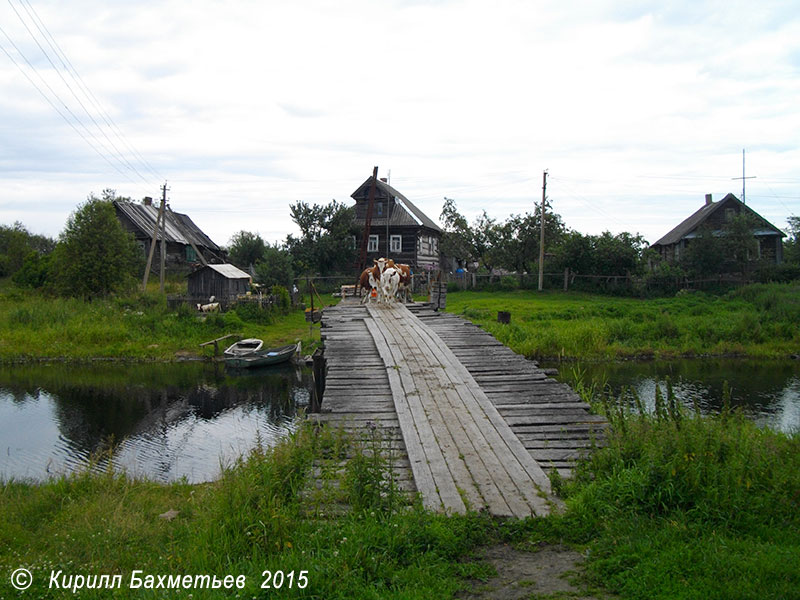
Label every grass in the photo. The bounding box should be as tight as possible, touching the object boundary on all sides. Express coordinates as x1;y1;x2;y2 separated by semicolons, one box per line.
3;280;799;598
0;425;499;599
444;283;800;360
3;404;797;599
547;383;800;600
0;285;333;361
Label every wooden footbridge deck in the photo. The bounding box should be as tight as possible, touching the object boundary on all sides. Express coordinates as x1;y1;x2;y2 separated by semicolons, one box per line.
314;300;605;518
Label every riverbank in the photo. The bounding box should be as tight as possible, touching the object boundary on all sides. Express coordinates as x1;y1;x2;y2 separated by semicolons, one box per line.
444;283;800;360
2;407;798;599
0;287;326;362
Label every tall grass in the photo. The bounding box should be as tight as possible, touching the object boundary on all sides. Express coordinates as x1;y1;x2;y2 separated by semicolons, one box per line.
550;383;800;600
445;284;800;360
0;289;320;361
0;424;498;599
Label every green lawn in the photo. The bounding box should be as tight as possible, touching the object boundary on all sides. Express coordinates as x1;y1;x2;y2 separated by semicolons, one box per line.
444;284;800;360
0;289;328;361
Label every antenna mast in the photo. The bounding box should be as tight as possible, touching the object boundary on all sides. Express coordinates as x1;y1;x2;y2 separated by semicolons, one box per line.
732;148;756;204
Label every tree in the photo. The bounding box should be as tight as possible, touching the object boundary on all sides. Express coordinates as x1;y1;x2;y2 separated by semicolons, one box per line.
680;226;725;277
553;230;594;274
495;208;566;274
784;216;800;264
592;231;648;276
254;244;295;289
228;231;267;270
439;198;504;272
0;222;55;277
439;197;473;269
285;200;355;275
51;196;140;298
721;214;759;274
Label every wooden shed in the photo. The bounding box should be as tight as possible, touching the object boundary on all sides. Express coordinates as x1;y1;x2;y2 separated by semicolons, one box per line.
187;264;251;304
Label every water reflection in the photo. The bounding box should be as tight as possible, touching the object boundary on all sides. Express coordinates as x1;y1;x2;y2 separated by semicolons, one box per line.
546;358;800;433
0;362;312;483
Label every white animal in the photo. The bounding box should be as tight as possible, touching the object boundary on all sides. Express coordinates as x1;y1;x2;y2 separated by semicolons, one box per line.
197;302;220;312
380;266;400;304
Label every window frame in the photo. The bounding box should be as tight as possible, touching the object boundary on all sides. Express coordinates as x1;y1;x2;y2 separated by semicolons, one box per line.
390;234;402;253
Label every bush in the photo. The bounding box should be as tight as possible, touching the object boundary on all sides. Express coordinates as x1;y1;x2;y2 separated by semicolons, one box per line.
271;285;291;313
12;252;51;288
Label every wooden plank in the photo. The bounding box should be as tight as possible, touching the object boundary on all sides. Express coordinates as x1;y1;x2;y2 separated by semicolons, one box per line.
364;317;460;514
401;305;554;511
377;308;511;515
384;305;550;517
366;312;467;515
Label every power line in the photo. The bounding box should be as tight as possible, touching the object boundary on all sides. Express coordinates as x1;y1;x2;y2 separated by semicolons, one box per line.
6;0;153;186
0;31;151;195
16;0;164;182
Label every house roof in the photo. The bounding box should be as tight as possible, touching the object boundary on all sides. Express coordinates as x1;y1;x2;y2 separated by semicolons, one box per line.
202;263;251;280
351;177;443;233
114;201;221;252
651;193;784;247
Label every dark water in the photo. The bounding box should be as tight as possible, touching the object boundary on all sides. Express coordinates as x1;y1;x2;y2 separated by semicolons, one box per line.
545;358;800;433
0;362;312;483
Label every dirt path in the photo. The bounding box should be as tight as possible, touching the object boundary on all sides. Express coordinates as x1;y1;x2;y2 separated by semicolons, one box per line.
458;543;614;600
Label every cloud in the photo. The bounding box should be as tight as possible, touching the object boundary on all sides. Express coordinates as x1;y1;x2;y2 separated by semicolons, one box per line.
0;0;797;247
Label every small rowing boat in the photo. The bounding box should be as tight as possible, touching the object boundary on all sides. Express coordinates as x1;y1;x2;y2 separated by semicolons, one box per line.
223;339;300;368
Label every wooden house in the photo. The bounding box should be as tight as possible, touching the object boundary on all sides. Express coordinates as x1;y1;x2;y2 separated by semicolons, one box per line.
114;199;222;271
187;263;251;304
351;176;442;272
651;193;784;264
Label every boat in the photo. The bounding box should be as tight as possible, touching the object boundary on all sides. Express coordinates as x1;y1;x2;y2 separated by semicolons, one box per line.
223;339;301;368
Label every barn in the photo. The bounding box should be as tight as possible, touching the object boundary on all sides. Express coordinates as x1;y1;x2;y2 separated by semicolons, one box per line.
351;176;442;272
187;264;251;304
651;193;785;264
114;199;222;271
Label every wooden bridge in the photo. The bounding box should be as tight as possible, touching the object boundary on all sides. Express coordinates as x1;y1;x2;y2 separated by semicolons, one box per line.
314;300;605;518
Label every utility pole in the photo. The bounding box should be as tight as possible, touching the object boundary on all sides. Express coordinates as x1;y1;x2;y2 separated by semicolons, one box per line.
356;167;379;272
732;148;756;204
142;182;168;291
538;170;548;292
159;183;168;293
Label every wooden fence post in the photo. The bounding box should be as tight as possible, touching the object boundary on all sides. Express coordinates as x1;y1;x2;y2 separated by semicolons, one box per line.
310;348;325;413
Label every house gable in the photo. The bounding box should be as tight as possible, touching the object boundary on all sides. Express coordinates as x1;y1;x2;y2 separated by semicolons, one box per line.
350;176;442;271
651;193;785;264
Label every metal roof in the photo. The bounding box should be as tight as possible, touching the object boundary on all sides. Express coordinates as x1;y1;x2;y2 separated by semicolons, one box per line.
114;201;220;251
203;263;251;279
351;177;443;233
651;193;784;247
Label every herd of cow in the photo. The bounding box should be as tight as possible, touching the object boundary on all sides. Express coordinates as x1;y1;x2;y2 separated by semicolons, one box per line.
357;257;412;304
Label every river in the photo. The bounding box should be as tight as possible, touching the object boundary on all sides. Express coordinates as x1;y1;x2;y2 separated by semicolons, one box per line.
544;358;800;433
0;362;312;483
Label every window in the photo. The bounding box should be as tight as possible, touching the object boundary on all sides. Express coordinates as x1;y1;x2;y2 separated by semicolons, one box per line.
432;236;438;254
725;208;736;222
376;202;383;216
186;245;197;262
390;235;402;253
368;235;379;252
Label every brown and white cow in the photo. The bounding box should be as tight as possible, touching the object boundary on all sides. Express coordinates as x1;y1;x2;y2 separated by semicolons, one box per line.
385;259;412;303
357;261;382;304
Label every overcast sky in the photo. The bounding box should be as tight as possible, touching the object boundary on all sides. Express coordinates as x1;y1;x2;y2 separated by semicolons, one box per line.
1;0;798;248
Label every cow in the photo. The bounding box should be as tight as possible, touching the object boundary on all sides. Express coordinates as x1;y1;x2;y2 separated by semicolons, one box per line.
384;260;412;303
380;266;401;304
358;263;382;304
